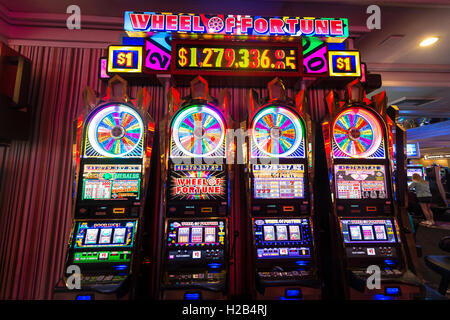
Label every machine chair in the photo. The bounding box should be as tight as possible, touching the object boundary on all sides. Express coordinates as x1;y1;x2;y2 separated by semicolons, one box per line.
425;236;450;296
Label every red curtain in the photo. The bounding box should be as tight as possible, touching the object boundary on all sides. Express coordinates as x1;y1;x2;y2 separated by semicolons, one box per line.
0;46;106;299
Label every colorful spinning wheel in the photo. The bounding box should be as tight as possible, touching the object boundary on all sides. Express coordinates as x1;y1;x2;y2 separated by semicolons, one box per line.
171;104;226;157
87;103;144;157
207;17;224;32
252;106;303;157
332;108;382;158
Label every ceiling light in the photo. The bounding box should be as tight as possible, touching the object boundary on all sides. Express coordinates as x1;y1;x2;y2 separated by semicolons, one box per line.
419;37;439;47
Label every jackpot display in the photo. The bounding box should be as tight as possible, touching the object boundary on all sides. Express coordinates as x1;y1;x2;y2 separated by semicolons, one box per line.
175;43;300;74
124;12;349;39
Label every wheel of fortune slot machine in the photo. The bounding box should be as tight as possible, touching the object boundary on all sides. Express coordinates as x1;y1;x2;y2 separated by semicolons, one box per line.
243;78;322;300
53;76;155;300
157;76;234;300
321;80;425;300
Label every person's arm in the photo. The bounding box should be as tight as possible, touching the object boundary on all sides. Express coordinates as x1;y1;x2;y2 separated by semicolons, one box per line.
408;182;416;191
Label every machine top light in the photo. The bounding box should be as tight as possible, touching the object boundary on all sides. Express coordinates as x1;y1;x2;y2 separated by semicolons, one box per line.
251;105;305;158
85;103;144;158
332;107;384;159
171;104;226;158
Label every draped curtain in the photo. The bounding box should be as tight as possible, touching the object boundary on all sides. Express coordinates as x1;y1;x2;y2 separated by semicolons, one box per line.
0;44;331;299
0;46;106;299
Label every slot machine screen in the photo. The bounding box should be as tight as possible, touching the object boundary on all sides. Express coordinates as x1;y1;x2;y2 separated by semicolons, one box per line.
407;167;424;186
253;218;313;259
81;164;142;201
73;220;137;249
340;219;397;244
169;164;226;201
166;220;226;247
253;164;305;199
334;164;387;200
406;143;420;158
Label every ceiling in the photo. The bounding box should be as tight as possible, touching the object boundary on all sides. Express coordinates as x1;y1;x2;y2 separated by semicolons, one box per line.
1;0;449;155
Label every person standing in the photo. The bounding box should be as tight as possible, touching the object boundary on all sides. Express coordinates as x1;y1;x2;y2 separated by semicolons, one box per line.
408;173;434;226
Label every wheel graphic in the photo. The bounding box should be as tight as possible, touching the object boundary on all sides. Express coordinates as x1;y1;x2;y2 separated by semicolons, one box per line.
207;17;224;32
87;103;144;157
252;106;303;157
172;104;226;157
332;108;382;158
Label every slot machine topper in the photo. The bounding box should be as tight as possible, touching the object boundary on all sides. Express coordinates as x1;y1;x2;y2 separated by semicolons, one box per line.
54;76;155;300
322;80;424;300
159;76;234;300
245;78;321;300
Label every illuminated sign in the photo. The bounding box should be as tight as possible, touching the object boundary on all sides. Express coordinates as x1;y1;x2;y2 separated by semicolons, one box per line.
107;45;143;73
406;142;420;158
174;41;300;75
302;37;328;74
328;51;361;77
144;35;172;72
124;12;348;41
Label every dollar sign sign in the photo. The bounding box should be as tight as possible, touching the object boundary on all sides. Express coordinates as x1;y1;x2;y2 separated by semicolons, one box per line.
117;52;126;66
336;57;344;70
178;47;188;67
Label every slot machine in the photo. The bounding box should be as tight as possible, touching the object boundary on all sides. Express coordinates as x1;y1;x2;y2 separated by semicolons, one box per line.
245;78;321;300
158;77;233;300
322;80;424;300
407;165;425;186
53;77;155;300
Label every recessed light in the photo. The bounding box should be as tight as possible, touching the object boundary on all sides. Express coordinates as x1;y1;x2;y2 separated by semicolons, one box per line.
419;36;439;47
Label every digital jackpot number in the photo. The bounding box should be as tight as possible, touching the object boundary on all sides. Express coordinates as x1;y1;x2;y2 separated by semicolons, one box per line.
176;45;298;72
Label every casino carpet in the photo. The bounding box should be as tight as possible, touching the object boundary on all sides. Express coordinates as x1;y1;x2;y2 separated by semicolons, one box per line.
415;210;450;298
